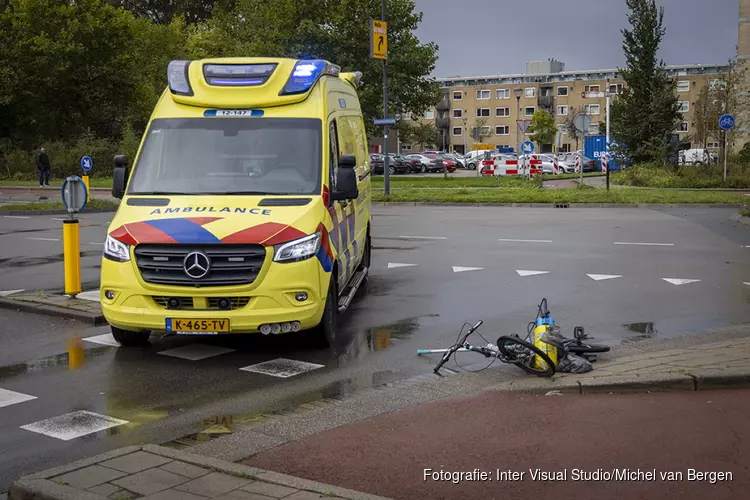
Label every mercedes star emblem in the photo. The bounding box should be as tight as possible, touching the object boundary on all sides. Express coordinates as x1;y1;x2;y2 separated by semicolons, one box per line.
183;251;210;279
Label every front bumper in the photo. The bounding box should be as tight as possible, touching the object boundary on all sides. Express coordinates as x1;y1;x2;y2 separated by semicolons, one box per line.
100;249;329;334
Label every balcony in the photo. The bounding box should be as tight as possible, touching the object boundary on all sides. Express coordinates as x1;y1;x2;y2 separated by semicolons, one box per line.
539;95;554;110
436;115;451;129
435;90;450;112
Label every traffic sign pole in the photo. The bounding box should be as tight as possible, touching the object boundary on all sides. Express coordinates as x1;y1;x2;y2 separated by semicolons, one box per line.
379;3;390;195
605;79;611;191
724;129;728;181
61;175;88;298
718;114;735;182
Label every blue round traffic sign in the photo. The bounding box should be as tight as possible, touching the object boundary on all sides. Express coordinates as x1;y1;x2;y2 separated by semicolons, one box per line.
521;141;535;154
80;155;93;172
719;114;735;131
61;175;88;214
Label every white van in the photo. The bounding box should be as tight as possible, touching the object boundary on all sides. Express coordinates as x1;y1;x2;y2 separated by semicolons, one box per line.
680;148;717;165
464;149;492;170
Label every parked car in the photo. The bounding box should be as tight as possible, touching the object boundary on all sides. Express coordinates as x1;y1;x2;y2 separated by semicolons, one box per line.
558;153;599;172
429;154;456;173
405;153;444;173
464;149;492;170
539;154;575;174
442;153;466;169
679;148;718;165
370;154;410;175
397;154;424;173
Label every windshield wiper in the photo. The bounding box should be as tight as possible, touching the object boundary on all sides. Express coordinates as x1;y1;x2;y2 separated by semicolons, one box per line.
130;191;197;196
204;191;272;195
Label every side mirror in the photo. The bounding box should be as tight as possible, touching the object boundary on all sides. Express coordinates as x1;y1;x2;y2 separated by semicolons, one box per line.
112;154;129;199
331;156;358;201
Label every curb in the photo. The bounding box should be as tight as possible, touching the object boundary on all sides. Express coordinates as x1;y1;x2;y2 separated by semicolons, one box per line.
0;297;106;325
0;208;117;216
730;213;750;226
8;444;391;500
0;185;111;192
372;202;741;208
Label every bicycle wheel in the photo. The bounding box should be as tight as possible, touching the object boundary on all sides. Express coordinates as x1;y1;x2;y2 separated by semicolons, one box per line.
497;335;556;377
566;344;610;354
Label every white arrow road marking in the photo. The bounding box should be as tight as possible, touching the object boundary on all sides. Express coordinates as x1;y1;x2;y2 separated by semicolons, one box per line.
387;262;417;269
83;333;120;347
498;239;554;243
516;270;550;277
3;216;31;219
0;289;25;297
26;237;59;242
452;266;483;273
614;241;674;246
663;278;701;286
399;236;447;240
743;282;750;286
587;274;622;281
77;290;101;302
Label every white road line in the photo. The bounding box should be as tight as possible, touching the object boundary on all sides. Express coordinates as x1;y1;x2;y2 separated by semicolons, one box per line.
387;262;417;269
0;289;25;297
516;270;550;277
498;239;554;243
3;215;31;219
453;266;483;273
158;344;236;361
20;411;128;441
663;278;701;286
614;242;674;247
399;236;448;240
0;388;37;408
743;282;750;286
88;242;104;245
587;274;622;281
26;237;59;242
240;358;324;378
51;218;67;221
77;290;101;302
83;333;120;347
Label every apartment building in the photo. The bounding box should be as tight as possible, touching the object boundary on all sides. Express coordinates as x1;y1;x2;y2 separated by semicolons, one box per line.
404;59;729;155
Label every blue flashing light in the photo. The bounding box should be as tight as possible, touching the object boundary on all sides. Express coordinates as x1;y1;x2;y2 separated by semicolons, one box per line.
168;60;193;96
281;60;331;96
207;78;266;86
203;63;277;87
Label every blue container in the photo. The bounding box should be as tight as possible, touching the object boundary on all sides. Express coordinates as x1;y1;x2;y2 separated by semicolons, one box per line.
584;135;622;171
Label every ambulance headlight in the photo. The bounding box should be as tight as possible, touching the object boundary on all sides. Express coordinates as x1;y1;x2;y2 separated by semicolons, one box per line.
168;60;193;96
273;232;321;263
104;235;131;263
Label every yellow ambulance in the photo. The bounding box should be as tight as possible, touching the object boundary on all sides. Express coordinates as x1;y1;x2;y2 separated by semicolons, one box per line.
101;58;372;348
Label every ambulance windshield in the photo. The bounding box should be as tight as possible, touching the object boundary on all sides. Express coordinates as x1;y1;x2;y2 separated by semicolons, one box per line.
128;118;322;196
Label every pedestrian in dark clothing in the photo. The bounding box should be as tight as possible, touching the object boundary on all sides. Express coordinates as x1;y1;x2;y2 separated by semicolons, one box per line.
36;147;51;186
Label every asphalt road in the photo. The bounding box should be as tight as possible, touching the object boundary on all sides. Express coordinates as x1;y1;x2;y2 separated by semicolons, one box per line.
0;205;749;493
246;389;750;500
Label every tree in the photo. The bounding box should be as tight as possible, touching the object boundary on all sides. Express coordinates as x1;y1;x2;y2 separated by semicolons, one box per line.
610;0;681;164
195;0;441;137
692;84;719;149
472;118;491;144
527;110;556;147
107;0;235;25
562;106;584;151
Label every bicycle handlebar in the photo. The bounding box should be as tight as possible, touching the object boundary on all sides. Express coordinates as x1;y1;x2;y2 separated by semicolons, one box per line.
433;320;484;374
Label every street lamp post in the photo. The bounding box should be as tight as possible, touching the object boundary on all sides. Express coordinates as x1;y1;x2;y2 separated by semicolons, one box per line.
462;117;467;155
514;87;523;165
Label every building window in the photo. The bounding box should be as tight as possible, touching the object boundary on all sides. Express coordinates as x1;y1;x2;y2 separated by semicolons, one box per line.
453;91;463;100
677;101;689;113
496;88;510;99
452;127;463;136
706;142;720;148
557;86;568;97
584;85;600;92
584;104;600;115
525;87;536;98
588;123;600;135
481;126;491;136
401;144;412;151
453;109;463;118
476;89;490;100
676;81;690;92
496;107;510;117
524;106;535;116
477;108;490;117
608;83;623;95
496;125;510;135
424;110;435;119
557;105;568;116
677;122;689;132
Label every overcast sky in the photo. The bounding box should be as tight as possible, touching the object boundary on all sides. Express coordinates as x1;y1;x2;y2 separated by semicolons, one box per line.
412;0;738;77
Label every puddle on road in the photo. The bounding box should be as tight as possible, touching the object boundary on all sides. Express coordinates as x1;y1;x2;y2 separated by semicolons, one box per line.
0;345;113;379
621;322;657;343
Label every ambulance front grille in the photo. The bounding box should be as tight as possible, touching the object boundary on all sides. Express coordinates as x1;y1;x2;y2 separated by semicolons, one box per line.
134;244;267;286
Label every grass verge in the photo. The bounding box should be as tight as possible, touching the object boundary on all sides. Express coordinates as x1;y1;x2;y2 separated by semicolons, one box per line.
740;205;750;217
611;164;750;189
0;199;119;211
0;177;112;188
372;188;745;204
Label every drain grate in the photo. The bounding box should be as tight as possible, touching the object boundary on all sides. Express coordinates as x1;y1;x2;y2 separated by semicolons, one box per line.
555;203;570;208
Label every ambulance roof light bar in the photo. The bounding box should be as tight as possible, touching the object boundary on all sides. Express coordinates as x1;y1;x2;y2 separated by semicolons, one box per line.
203;63;278;87
280;59;341;96
168;60;193;96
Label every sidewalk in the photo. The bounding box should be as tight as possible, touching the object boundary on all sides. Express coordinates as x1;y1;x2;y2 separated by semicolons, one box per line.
8;327;750;500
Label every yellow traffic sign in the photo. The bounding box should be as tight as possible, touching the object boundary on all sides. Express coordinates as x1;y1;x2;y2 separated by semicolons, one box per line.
370;19;388;60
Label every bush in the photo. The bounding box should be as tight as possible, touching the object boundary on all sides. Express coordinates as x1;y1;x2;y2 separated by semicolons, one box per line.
612;163;750;189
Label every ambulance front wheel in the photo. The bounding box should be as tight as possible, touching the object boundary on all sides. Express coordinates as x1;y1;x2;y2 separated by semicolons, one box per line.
311;281;337;348
111;326;151;347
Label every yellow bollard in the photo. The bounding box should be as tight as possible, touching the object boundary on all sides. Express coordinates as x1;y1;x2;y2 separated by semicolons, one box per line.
533;324;558;370
81;175;91;199
63;219;81;297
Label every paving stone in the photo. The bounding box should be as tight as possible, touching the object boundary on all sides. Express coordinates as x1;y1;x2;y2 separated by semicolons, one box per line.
87;483;122;496
109;490;139;499
158;460;211;479
101;451;173;473
214;490;277;500
52;464;128;489
142;488;209;500
174;472;252;497
112;468;190;495
241;481;299;498
285;491;339;499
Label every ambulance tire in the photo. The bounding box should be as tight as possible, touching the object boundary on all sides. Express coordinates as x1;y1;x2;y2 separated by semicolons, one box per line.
111;326;150;347
312;281;337;349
